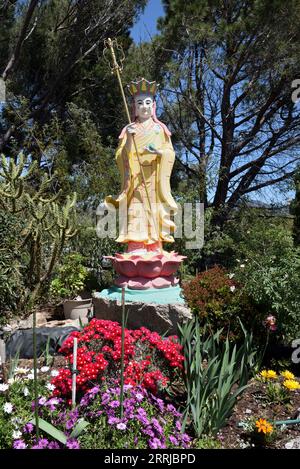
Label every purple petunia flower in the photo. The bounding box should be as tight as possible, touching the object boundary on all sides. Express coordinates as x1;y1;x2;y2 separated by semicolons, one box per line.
13;439;27;449
116;422;127;430
32;438;49;449
48;441;60;449
142;427;155;438
23;423;34;434
136;415;150;426
156;399;165;412
38;397;47;405
169;435;178;446
66;439;80;449
136;407;147;417
101;393;110;404
135;393;144;402
109;400;120;408
149;437;163;449
123;384;134;392
151;418;163;435
65;419;76;430
89;386;100;395
108;416;121;425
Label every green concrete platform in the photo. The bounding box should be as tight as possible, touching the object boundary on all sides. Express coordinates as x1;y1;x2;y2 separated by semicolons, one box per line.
93;285;185;305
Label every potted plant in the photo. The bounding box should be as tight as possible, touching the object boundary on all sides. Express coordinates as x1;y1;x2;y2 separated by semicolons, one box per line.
50;253;93;324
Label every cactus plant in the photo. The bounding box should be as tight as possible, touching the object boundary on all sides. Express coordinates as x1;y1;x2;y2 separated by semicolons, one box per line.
0;153;77;312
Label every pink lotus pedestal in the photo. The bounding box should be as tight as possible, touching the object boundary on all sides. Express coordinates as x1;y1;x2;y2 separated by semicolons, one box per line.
93;250;190;335
105;251;186;290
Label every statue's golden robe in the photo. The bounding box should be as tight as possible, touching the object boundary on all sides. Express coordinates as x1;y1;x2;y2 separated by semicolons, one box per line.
106;119;178;245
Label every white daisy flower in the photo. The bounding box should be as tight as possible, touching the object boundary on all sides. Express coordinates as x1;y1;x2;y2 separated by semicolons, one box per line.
46;383;55;391
3;402;13;414
230;285;236;292
40;366;50;373
0;383;9;392
12;430;22;439
23;387;30;397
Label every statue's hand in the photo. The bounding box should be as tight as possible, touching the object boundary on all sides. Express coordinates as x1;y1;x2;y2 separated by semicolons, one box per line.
126;123;137;135
144;145;163;157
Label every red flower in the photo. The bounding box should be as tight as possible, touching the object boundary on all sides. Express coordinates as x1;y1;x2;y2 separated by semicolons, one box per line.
51;319;184;399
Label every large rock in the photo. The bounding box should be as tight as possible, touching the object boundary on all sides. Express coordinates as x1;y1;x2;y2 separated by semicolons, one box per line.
93;296;192;336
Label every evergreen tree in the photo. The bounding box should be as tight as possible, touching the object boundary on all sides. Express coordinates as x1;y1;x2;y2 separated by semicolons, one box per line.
149;0;300;226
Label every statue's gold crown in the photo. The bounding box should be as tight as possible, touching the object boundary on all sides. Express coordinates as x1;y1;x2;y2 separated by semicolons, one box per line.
127;78;158;97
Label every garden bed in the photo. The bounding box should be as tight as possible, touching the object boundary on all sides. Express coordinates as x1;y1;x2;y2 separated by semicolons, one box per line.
220;378;300;449
2;355;300;450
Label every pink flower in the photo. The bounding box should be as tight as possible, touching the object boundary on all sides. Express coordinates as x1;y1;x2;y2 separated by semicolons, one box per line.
263;315;277;332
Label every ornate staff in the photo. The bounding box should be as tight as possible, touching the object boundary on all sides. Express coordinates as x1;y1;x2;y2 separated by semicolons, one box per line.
103;38;161;250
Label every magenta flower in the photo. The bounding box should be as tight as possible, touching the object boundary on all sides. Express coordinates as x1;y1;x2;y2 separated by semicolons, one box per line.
13;439;27;449
66;439;80;449
116;422;127;430
23;423;34;434
263;315;277;331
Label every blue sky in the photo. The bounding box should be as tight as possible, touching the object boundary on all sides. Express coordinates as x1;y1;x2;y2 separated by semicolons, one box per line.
130;0;165;43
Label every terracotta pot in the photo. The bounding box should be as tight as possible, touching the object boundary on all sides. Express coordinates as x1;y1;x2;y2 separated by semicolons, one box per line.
63;299;93;325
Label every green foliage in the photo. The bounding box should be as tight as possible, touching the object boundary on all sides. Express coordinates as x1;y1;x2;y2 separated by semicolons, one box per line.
0;210;25;319
179;318;258;437
182;266;264;342
232;217;300;343
50;253;88;300
193;435;222;449
29;418;67;445
69;215;118;291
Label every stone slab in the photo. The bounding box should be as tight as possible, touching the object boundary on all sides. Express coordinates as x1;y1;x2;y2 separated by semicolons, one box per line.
93;294;192;336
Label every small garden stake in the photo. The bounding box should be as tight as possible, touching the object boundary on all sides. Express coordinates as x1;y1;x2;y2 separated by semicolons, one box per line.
72;338;78;408
33;309;39;439
120;287;126;418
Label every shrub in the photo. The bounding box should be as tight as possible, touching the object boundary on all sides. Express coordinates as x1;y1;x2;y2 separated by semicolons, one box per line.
233;225;300;343
182;266;264;342
69;220;118;291
50;253;88;300
51;319;184;398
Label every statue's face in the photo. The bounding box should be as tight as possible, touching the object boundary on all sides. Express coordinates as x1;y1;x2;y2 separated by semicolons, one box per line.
134;94;154;120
